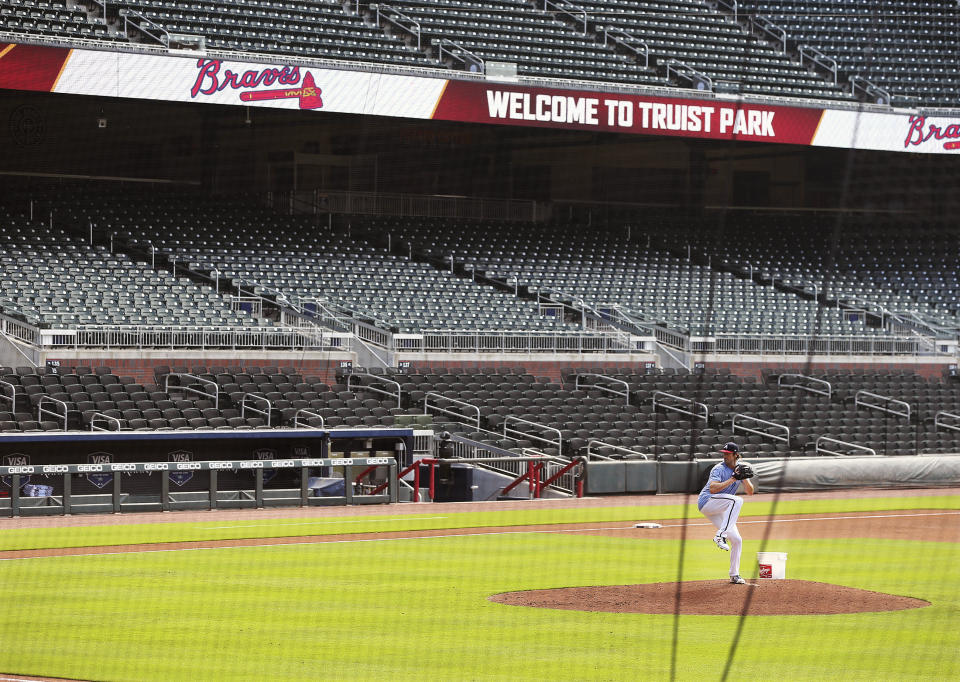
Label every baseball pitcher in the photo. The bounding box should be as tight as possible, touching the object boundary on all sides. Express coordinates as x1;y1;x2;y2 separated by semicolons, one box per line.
697;441;755;584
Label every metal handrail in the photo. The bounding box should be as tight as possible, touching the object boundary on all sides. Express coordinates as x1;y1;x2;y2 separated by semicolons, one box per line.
437;39;484;73
574;373;630;403
503;415;563;457
423;392;480;430
0;379;18;414
376;4;422;50
652;390;709;421
816;436;877;456
665;60;713;92
118;8;169;46
707;334;931;357
347;373;402;408
850;75;892;106
240;393;272;426
544;0;588;35
90;412;124;432
601;27;649;68
164;373;219;408
778;373;832;398
716;0;737;22
732;413;789;443
37;395;70;431
799;45;838;84
293;408;325;429
934;411;960;433
855;390;911;420
750;15;786;52
585;440;650;460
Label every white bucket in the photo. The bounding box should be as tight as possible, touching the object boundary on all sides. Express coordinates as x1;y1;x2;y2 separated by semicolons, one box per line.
757;552;788;579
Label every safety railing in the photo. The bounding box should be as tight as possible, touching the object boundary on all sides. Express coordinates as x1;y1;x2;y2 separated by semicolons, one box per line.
436;39;484;73
716;0;737;22
934;411;960;433
37;395;70;431
354;319;394;349
382;453;579;501
732;414;789;444
850;75;892;106
1;313;41;347
503;416;563;457
544;0;588;35
855;390;911;421
274;189;539;222
241;394;273;426
815;437;877;457
348;373;401;407
423;392;481;430
799;45;838;84
90;412;124;432
375;4;421;50
600;27;649;67
749;15;786;52
778;373;832;399
446;431;543;482
665;60;712;91
446;432;579;495
118;8;169;45
38;324;345;351
165;373;219;408
574;373;630;404
0;379;19;415
412;330;631;354
293;409;325;429
652;390;709;422
707;334;926;356
585;440;650;460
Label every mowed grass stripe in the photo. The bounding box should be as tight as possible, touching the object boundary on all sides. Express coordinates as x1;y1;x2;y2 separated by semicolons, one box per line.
0;494;958;551
0;531;956;681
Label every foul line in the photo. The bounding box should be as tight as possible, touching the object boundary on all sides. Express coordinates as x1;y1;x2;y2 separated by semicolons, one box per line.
1;510;958;561
200;516;450;529
653;510;960;529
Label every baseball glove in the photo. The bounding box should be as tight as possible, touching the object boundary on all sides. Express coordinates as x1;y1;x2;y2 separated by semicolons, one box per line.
733;463;755;480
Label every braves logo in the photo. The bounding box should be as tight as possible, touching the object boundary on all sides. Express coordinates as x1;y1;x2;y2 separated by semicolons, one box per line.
191;59;323;109
903;115;960;150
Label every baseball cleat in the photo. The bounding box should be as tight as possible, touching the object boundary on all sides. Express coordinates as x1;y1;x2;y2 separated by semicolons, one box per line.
713;533;730;551
730;575;746;585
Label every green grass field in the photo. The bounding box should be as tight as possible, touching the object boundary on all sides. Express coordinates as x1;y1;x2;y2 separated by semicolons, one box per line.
1;494;958;681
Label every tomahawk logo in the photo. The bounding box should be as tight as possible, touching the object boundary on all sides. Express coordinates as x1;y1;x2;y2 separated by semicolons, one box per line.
190;59;323;110
254;448;278;483
168;449;194;487
86;452;113;488
2;454;30;488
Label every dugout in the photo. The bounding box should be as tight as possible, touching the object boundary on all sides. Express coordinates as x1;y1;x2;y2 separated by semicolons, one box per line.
0;428;412;515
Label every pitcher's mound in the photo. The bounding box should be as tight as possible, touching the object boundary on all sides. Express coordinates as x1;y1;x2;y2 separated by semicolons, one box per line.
489;580;929;615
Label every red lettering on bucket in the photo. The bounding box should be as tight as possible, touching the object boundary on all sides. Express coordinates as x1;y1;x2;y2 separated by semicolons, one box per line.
759;563;773;579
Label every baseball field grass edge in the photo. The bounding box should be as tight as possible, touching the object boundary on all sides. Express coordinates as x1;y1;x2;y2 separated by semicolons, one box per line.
0;493;957;551
0;532;956;681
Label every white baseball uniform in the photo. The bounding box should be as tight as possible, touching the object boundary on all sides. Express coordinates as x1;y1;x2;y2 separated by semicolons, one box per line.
698;461;746;578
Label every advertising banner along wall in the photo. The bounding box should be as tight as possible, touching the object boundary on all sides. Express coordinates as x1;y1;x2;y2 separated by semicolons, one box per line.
0;41;958;154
